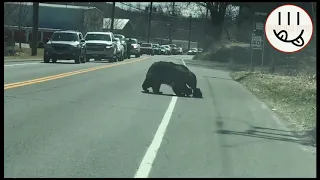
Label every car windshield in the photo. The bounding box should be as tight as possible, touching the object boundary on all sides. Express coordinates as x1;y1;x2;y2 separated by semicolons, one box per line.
141;43;152;47
190;48;197;51
51;32;78;41
169;44;176;48
114;35;125;41
127;39;137;44
85;34;111;41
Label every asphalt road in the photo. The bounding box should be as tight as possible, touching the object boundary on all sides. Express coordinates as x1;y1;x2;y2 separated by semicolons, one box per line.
4;55;316;178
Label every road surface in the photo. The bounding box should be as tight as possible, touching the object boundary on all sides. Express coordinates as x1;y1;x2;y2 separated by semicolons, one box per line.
4;55;316;178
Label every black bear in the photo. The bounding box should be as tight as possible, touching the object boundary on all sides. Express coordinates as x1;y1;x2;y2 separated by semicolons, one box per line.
142;61;197;97
193;87;203;98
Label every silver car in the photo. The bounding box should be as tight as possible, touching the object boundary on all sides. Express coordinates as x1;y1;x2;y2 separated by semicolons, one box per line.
114;38;125;61
84;32;117;62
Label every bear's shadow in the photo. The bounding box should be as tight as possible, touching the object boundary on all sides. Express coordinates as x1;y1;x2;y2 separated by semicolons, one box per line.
141;91;193;98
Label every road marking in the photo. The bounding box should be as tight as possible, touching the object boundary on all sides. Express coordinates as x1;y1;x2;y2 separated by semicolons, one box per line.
181;59;186;66
4;62;41;67
134;96;178;178
4;57;149;90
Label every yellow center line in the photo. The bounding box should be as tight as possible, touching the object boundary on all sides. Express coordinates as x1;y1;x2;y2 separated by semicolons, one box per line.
4;57;150;90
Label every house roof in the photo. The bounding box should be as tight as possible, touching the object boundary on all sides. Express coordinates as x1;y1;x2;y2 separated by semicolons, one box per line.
103;18;131;30
5;2;95;10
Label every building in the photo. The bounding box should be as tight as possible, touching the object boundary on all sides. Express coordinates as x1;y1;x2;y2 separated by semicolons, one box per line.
103;18;135;37
4;2;104;43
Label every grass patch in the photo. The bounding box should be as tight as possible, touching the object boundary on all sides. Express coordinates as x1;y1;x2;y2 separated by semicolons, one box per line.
4;46;43;59
230;71;316;142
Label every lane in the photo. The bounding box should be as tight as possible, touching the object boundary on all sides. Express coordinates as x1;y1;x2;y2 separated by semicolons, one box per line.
4;57;147;84
148;61;316;178
4;55;173;178
4;55;316;178
4;62;41;67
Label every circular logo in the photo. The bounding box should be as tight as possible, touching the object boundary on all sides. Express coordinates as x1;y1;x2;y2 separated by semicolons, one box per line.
265;4;313;53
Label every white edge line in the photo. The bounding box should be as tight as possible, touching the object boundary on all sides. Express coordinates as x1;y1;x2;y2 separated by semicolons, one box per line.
181;59;186;66
4;62;41;67
134;96;178;178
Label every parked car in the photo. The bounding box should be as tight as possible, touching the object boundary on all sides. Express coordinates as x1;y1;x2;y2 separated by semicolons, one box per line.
159;45;167;55
187;48;198;55
152;44;160;55
197;48;203;53
168;44;179;55
44;30;86;64
177;47;183;55
114;37;125;61
163;45;172;55
125;38;141;58
84;31;117;62
114;34;128;59
140;43;154;55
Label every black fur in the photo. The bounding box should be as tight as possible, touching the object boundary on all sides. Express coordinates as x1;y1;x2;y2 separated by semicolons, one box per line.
142;61;197;97
171;81;192;97
193;88;203;98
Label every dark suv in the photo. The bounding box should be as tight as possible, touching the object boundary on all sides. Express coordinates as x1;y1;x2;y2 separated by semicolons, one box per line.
44;30;87;64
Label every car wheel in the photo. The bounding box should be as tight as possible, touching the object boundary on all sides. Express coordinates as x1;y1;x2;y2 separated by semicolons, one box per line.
121;53;125;61
44;54;50;63
80;53;86;63
112;55;117;63
52;58;57;63
74;55;81;64
86;56;90;62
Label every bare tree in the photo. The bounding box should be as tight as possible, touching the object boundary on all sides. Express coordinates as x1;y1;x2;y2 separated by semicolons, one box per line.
83;10;104;34
136;2;142;10
4;2;32;28
159;2;184;17
4;2;32;49
156;4;165;15
103;18;123;31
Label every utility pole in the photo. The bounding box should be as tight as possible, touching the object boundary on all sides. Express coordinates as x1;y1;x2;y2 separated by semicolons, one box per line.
188;15;192;50
172;2;175;16
170;2;175;44
31;2;39;56
205;8;208;30
169;24;172;44
202;7;208;49
110;2;116;32
147;2;153;43
18;2;22;50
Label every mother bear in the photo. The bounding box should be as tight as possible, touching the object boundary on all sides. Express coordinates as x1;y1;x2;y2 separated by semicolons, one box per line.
142;61;198;97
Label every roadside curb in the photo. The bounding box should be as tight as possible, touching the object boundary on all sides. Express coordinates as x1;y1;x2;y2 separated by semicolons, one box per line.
4;58;42;63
